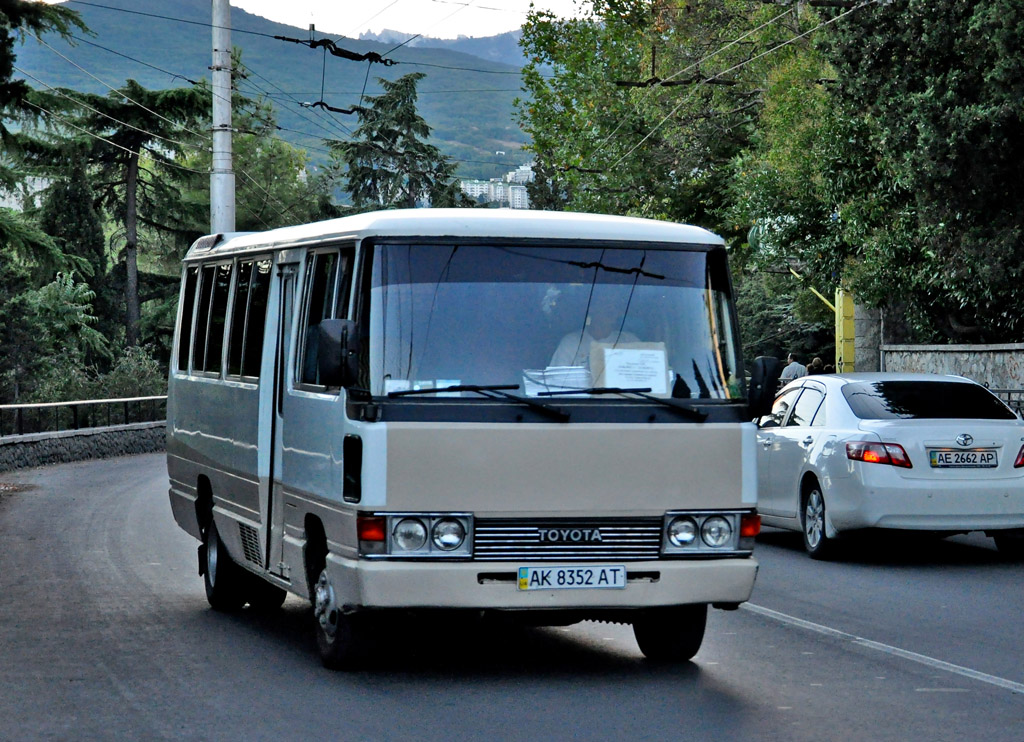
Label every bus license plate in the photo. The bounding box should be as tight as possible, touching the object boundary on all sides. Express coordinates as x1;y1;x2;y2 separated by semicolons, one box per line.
929;449;998;468
517;565;627;591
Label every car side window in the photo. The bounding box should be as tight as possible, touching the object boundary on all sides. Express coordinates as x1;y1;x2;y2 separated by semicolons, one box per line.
787;388;825;427
810;393;827;427
761;388;801;428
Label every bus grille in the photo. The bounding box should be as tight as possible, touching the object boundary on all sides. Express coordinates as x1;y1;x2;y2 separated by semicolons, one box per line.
238;523;263;565
472;518;663;562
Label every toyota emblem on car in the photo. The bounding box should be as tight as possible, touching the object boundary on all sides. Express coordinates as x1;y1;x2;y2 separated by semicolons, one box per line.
956;434;974;447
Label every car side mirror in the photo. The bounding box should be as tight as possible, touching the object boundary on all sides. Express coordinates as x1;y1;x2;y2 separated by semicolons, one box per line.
318;319;361;388
748;356;782;418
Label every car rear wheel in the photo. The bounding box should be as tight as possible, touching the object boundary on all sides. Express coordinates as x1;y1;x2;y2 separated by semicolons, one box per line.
802;484;835;560
632;604;707;662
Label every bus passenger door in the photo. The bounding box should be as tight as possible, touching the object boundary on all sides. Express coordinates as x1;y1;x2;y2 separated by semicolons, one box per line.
266;261;297;578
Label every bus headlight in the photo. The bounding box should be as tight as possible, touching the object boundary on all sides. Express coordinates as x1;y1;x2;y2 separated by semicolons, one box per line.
431;518;466;551
700;516;732;548
666;516;698;547
393;518;428;551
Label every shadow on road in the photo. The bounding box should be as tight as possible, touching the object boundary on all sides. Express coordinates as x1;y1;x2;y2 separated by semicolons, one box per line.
756;527;1021;568
200;599;708;681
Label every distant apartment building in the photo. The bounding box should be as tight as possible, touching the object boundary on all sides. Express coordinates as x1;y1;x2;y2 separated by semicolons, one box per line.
460;162;534;208
506;164;535;185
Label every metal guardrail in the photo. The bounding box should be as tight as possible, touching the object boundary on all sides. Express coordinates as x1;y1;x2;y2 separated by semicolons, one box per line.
990;389;1024;415
0;396;167;438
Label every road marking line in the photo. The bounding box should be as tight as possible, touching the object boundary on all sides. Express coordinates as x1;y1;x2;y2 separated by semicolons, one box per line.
742;603;1024;694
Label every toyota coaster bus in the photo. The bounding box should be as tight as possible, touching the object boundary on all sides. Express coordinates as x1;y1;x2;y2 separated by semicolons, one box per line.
166;209;779;669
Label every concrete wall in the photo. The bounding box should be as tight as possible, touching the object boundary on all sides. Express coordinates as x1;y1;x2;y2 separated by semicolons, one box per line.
881;343;1024;389
855;305;882;372
0;423;166;473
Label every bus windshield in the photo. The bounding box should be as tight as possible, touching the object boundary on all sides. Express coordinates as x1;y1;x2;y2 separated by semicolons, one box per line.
368;243;742;400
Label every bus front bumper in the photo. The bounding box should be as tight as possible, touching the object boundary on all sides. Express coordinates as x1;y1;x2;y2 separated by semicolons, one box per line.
326;554;759;611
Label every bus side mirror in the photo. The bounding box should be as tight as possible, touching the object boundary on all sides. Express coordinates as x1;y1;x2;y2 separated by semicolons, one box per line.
318;319;361;388
748;356;782;418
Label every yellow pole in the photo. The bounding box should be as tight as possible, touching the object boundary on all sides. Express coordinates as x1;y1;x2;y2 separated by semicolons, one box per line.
835;288;855;372
789;267;835;311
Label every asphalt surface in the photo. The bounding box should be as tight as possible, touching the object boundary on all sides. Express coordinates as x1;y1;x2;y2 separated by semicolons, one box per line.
1;454;1022;741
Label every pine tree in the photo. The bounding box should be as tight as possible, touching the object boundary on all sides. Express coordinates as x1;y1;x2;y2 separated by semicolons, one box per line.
331;73;464;210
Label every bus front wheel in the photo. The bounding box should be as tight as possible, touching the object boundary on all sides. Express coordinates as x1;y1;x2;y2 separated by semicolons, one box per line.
313;568;368;669
632;604;707;662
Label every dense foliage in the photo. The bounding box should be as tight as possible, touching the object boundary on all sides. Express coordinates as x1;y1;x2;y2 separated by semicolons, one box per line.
0;11;449;404
328;73;467;211
519;0;1024;354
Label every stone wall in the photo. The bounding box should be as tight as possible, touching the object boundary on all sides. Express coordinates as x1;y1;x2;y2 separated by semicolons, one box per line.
0;423;166;473
881;343;1024;389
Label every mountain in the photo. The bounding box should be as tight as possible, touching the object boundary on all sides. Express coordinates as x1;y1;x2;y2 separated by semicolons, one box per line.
358;29;527;68
13;0;531;180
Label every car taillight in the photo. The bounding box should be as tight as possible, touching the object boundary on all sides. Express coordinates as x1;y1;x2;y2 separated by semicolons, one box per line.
846;441;913;469
1014;444;1024;469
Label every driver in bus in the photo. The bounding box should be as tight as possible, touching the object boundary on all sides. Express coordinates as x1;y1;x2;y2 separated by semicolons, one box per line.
549;300;639;368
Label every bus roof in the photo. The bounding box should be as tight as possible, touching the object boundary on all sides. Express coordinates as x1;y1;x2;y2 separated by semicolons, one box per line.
183;208;724;261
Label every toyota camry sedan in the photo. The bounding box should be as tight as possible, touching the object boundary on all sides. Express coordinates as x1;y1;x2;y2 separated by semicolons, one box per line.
755;373;1024;558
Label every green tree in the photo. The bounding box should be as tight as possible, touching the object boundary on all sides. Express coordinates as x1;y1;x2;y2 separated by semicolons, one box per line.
1;0;86;266
797;0;1023;341
28;79;210;346
517;0;798;227
33;153;121;346
330;72;465;210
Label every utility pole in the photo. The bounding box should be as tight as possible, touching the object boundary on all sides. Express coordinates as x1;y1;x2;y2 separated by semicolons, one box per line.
211;0;235;233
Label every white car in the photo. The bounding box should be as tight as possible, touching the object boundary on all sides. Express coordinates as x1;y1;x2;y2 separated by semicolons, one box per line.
755;372;1024;558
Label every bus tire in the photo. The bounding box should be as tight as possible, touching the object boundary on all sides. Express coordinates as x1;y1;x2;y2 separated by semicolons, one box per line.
633;604;707;663
203;520;246;611
245;574;287;611
313;567;366;670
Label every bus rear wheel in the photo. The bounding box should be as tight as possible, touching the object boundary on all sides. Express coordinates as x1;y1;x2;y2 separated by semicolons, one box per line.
202;520;246;611
632;604;707;662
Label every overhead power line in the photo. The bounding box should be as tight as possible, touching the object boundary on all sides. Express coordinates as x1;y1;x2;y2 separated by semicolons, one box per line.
273;35;396;66
23;100;208;176
607;0;874;172
14;65;205;153
29;32;212;143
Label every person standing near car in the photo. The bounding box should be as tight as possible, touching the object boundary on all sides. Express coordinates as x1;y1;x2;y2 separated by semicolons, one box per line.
780;352;808;382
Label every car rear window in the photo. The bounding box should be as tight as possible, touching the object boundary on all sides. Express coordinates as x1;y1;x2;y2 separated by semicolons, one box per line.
841;381;1017;420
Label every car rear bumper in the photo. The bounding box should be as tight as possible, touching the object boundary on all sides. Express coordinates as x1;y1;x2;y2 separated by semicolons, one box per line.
325;554;759;611
827;476;1024;532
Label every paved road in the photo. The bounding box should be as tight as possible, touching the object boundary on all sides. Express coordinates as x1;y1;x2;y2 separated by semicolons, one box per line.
1;454;1022;741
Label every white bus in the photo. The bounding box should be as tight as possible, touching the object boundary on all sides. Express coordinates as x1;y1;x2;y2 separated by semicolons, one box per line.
166;209;780;668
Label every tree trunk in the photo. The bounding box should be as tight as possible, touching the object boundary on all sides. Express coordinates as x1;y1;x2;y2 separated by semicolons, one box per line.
124;150;140;347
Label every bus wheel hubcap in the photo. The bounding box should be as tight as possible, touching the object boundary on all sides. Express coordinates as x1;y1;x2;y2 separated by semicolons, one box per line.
313;571;339;639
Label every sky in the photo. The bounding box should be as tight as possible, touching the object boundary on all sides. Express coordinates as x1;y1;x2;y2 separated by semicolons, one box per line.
228;0;585;40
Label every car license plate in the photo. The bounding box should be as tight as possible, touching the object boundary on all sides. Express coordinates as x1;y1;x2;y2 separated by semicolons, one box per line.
929;449;998;468
517;565;627;591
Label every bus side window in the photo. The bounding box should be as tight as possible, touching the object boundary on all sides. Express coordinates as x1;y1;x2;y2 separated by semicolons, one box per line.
176;266;199;372
297;252;339;385
203;263;233;375
225;258;272;379
192;265;216;372
241;259;272;378
227;260;253;377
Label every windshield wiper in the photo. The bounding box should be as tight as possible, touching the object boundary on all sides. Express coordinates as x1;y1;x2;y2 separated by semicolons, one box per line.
538;387;707;422
388;384;519;398
387;384;570;422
